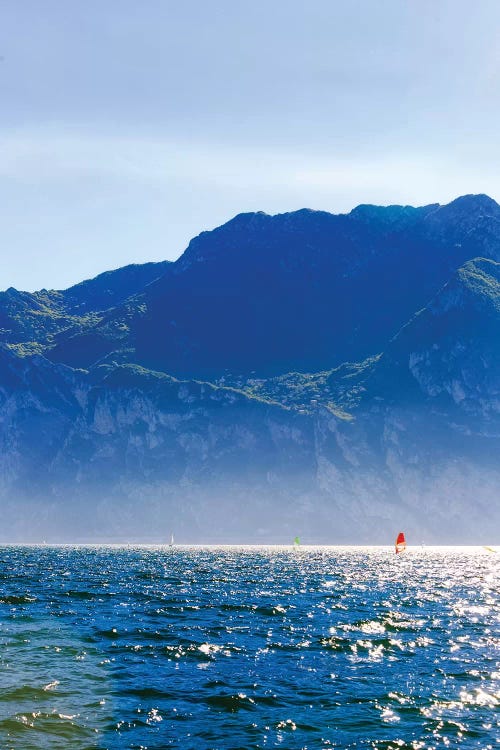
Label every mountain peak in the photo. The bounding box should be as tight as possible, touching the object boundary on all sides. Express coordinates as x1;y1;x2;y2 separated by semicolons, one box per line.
423;194;500;245
446;193;499;212
431;193;500;223
224;211;270;230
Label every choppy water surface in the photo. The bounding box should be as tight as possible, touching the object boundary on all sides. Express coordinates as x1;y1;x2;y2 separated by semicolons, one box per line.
0;546;498;749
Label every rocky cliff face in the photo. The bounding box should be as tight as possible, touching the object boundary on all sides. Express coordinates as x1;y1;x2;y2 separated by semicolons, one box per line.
0;351;323;541
0;196;499;542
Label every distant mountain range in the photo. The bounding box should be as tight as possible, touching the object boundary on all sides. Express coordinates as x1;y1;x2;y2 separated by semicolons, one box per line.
1;194;499;543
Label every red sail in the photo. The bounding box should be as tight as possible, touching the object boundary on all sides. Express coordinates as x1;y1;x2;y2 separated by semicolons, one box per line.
395;531;406;554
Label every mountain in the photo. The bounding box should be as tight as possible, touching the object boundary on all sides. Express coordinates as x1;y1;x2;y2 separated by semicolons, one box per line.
0;347;320;542
366;256;500;411
308;257;500;542
0;195;499;542
47;194;500;378
0;261;170;353
60;261;172;314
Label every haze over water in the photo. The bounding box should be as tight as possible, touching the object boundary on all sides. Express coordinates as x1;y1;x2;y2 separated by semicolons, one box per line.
0;546;498;748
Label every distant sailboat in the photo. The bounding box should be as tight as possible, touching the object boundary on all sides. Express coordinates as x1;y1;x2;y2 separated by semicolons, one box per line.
169;533;174;547
293;536;300;549
395;531;406;554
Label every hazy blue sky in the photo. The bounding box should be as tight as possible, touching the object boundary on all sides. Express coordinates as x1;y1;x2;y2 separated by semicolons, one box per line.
1;0;499;289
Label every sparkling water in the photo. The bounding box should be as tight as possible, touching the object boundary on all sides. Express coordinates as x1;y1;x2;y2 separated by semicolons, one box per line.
0;546;498;748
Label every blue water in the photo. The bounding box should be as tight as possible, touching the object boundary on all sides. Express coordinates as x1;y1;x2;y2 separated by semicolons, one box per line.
0;546;498;749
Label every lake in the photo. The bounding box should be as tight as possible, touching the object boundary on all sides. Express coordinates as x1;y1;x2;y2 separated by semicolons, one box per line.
0;545;497;748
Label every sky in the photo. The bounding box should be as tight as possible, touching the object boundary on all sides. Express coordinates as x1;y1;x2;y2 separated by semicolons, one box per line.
1;0;499;290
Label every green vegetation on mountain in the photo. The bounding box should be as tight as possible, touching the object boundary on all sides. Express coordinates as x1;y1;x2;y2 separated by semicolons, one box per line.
223;356;380;417
0;261;170;354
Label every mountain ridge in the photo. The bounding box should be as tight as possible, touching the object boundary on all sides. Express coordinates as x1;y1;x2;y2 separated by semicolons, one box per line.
42;194;500;378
